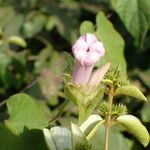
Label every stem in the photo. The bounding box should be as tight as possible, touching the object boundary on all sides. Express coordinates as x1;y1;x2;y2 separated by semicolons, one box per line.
104;86;114;150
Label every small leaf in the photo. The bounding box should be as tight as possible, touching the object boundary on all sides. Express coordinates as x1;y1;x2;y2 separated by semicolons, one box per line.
71;123;90;150
8;36;27;48
79;21;95;35
79;114;102;136
116;115;150;147
115;85;147;101
43;127;72;150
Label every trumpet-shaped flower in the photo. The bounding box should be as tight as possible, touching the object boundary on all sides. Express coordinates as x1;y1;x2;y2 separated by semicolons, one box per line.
72;33;109;84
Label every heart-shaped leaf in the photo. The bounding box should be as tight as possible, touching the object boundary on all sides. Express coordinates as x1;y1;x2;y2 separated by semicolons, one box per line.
7;93;48;133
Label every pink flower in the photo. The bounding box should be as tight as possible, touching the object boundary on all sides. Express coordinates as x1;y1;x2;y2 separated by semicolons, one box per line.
72;33;110;84
72;33;105;66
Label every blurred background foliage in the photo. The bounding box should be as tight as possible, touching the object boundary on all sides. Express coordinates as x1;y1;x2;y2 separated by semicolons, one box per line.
0;0;149;150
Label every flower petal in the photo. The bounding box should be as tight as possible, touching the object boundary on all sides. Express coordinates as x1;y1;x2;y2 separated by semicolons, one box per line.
89;41;105;57
89;62;111;84
83;52;101;66
80;33;97;46
72;61;93;84
72;39;88;62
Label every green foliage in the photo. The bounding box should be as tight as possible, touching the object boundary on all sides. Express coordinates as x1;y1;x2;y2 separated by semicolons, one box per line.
43;127;72;150
71;123;92;150
0;94;49;150
115;85;147;101
64;74;105;123
0;0;149;149
80;21;95;35
79;114;103;137
110;0;150;47
89;125;131;150
79;11;127;73
96;12;126;72
7;94;49;132
116;115;150;147
8;36;27;48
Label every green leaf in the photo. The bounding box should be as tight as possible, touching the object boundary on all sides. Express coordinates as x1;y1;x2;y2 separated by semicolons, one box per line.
89;125;131;150
109;0;150;47
7;93;48;133
0;123;22;150
79;21;95;35
79;114;103;137
43;127;72;150
71;123;90;150
115;85;147;101
0;123;49;150
78;85;104;124
8;36;27;48
64;78;105;124
116;115;150;147
96;11;126;73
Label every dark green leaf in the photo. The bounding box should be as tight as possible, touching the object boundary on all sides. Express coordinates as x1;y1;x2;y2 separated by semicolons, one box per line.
110;0;150;47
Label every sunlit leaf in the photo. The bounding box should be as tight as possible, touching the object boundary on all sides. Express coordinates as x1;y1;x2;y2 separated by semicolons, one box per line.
79;114;103;136
8;36;27;48
115;85;147;101
7;93;48;132
116;115;149;147
96;11;126;73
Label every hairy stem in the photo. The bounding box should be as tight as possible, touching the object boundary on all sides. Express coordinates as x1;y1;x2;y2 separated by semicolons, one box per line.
104;86;114;150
